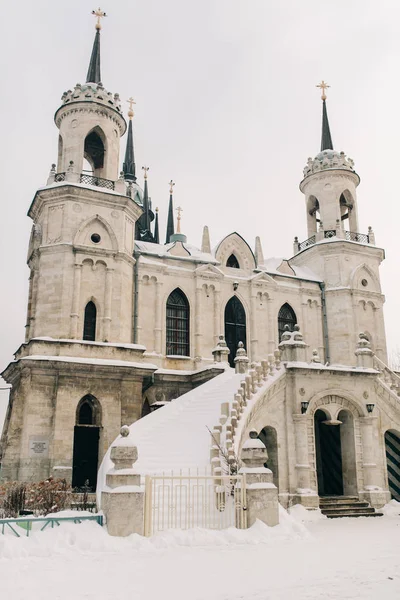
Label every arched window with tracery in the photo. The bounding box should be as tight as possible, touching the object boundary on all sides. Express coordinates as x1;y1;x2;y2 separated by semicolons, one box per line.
166;289;190;356
226;254;240;268
83;301;97;341
278;303;297;342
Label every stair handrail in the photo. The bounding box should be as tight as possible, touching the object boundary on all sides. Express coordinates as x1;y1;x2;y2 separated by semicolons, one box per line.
373;354;400;397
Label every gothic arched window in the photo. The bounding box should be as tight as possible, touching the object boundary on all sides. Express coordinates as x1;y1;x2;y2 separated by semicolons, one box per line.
166;289;190;356
83;301;97;341
226;254;240;269
84;128;105;171
278;303;297;342
78;401;94;425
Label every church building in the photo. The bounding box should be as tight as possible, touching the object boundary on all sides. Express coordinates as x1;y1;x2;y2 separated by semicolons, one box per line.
1;13;400;514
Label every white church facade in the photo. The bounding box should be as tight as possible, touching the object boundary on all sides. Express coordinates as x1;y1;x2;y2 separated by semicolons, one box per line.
1;15;400;519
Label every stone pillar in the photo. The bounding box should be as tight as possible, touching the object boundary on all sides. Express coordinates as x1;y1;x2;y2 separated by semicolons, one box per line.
292;414;318;507
213;288;221;345
195;285;202;358
212;335;230;364
102;426;145;537
267;297;275;354
359;416;390;508
103;267;113;342
250;291;258;360
70;264;82;338
239;433;279;527
154;281;163;354
355;332;374;368
234;342;249;373
46;163;56;185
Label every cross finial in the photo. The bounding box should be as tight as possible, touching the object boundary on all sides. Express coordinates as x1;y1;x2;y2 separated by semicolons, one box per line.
92;7;107;30
142;166;149;180
176;206;183;233
127;97;136;119
316;80;330;101
169;180;175;194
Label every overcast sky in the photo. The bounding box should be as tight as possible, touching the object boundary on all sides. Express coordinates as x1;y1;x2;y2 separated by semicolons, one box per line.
1;0;399;426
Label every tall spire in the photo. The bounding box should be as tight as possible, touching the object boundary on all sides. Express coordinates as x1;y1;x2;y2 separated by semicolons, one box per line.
123;98;137;182
316;80;333;151
165;180;175;244
154;208;160;244
86;8;106;84
142;166;150;231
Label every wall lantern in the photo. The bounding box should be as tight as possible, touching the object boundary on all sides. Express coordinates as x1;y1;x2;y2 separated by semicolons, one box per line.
366;403;375;414
301;401;309;414
233;281;239;291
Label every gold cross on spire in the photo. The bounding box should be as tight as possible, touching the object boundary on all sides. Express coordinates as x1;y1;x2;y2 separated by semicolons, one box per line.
169;180;175;194
142;166;149;180
127;97;136;119
176;206;183;233
316;80;330;101
92;8;107;30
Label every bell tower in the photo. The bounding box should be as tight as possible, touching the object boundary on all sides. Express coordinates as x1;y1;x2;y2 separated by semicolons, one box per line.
55;9;126;181
292;83;387;366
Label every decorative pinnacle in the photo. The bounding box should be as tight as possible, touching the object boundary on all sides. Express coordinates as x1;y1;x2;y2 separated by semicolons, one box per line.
92;7;107;30
155;207;159;213
169;179;175;194
127;97;136;119
142;165;149;180
316;80;330;101
176;206;183;233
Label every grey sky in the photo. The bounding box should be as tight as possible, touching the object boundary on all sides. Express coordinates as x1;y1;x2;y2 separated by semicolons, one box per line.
1;0;399;426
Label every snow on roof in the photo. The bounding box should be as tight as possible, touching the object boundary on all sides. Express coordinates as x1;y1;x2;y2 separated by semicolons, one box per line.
135;241;217;264
263;258;322;282
18;355;157;370
31;337;146;351
97;369;244;500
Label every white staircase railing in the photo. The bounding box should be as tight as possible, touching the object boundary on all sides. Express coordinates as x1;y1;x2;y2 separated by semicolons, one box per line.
373;355;400;400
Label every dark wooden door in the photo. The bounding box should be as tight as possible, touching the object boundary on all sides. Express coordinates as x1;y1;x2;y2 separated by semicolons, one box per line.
72;426;100;491
224;296;247;368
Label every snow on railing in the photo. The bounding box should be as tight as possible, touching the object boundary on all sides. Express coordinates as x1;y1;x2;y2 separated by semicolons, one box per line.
373;355;400;399
208;350;286;476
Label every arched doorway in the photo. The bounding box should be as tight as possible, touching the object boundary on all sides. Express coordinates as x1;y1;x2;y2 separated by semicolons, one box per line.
278;303;296;342
314;407;357;496
258;426;279;488
72;395;101;491
224;296;246;368
385;430;400;501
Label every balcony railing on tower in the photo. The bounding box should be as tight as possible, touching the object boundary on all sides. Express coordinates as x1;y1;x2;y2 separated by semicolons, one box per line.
296;229;370;253
79;173;115;190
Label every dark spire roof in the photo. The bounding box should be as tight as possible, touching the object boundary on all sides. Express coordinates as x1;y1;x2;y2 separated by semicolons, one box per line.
142;176;150;231
321;99;333;151
123;119;136;182
154;209;160;244
165;193;175;244
86;29;102;84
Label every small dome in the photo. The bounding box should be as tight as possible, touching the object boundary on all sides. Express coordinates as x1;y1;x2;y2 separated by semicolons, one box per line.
303;149;356;178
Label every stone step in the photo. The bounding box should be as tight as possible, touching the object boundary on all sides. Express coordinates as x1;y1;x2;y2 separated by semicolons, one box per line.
321;506;376;516
320;502;370;510
325;511;383;519
320;496;359;502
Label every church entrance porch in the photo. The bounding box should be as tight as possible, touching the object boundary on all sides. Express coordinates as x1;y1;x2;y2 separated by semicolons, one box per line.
314;408;357;497
224;296;247;368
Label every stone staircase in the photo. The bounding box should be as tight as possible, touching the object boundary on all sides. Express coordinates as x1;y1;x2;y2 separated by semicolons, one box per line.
319;496;383;518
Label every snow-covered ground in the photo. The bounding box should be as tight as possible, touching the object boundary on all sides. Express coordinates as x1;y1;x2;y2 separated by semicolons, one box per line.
1;504;400;600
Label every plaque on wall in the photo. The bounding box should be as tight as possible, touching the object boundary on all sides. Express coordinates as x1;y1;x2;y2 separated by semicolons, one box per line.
28;437;49;458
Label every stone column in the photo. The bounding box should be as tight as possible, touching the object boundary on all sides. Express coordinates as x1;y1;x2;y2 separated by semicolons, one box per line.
195;285;202;358
267;298;275;354
103;267;113;342
239;433;279;527
69;264;82;339
154;281;163;354
359;416;389;508
293;414;318;507
213;288;221;344
250;291;258;360
102;426;145;537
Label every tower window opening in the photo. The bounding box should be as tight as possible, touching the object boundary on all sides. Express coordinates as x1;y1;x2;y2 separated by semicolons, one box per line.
83;301;97;341
84;130;105;170
278;303;297;342
166;289;190;356
227;254;240;269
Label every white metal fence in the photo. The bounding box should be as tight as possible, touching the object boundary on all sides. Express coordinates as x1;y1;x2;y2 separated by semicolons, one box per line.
144;472;247;536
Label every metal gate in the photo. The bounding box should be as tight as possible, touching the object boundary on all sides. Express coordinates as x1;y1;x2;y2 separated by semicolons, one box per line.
144;473;247;536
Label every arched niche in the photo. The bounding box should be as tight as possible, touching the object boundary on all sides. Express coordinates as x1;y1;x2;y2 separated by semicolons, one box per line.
226;254;240;269
258;426;279;488
224;296;247;367
215;233;256;271
339;189;358;233
84;126;106;176
74;215;118;251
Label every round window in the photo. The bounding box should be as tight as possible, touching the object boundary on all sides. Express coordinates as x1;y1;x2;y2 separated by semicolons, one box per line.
91;233;101;244
361;278;368;287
